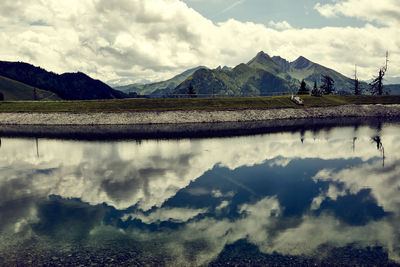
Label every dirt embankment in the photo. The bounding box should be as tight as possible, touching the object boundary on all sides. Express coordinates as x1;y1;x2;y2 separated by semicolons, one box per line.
0;105;399;140
0;104;399;126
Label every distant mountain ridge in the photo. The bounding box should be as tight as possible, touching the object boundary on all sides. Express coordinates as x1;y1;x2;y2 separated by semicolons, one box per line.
386;84;400;95
0;61;127;100
172;61;295;97
3;54;396;101
121;51;366;98
171;51;361;97
116;66;206;97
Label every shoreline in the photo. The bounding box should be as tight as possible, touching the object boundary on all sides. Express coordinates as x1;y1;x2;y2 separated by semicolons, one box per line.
0;104;399;140
0;117;398;141
0;104;399;126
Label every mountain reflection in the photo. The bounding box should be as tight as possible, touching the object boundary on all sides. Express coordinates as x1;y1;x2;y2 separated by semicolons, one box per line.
1;123;400;265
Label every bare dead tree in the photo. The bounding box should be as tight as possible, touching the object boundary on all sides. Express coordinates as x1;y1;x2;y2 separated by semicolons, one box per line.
370;51;389;95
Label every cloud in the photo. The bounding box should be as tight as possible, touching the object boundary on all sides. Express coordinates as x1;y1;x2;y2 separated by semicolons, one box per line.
123;207;208;223
2;124;400;264
268;157;292;167
0;0;399;84
268;20;293;30
313;159;400;214
315;0;400;26
160;196;281;265
0;124;398;212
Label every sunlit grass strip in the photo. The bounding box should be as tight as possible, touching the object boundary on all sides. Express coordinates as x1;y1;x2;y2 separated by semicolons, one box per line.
0;95;399;113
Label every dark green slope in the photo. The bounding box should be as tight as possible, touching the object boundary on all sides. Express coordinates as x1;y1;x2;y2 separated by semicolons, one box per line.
172;51;361;98
115;66;206;96
232;64;294;95
0;75;61;100
271;56;291;72
173;68;231;96
0;61;127;100
288;56;359;93
173;62;293;97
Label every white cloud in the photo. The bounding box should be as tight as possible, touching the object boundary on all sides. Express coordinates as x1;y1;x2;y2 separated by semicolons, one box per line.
0;0;398;84
268;20;293;30
313;159;400;214
315;0;400;26
123;207;208;223
0;124;397;212
161;196;281;266
2;124;400;264
268;157;291;167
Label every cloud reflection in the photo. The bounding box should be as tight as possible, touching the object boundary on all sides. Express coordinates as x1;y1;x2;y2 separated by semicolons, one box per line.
1;124;400;264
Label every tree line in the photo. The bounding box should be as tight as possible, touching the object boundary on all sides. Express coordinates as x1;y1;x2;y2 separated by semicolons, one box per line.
297;75;335;96
298;52;390;97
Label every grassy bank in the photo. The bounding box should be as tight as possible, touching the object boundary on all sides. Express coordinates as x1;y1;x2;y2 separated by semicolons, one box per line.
0;95;399;113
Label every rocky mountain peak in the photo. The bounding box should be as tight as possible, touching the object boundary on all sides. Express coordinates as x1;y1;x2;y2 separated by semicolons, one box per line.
271;56;290;72
291;56;312;69
247;51;273;65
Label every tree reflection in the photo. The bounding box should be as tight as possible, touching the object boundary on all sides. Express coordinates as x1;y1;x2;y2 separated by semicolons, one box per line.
371;121;385;166
372;136;385;167
300;128;305;144
36;138;40;158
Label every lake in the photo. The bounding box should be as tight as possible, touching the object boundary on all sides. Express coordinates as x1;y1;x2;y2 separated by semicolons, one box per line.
1;121;400;266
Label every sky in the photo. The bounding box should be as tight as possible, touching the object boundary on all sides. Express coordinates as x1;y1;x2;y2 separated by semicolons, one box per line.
0;0;399;86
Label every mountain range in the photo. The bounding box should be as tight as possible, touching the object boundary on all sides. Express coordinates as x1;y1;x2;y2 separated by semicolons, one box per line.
119;51;373;97
0;61;127;100
0;52;399;101
115;66;206;97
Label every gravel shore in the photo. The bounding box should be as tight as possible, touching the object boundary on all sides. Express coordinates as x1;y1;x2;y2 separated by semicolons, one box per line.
0;104;399;139
0;104;400;126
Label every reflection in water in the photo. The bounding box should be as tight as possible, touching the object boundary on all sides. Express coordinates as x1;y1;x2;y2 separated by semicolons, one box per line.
1;123;400;265
372;135;385;167
35;137;39;158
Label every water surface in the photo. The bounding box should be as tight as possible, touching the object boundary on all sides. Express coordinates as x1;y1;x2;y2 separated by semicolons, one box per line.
1;122;400;265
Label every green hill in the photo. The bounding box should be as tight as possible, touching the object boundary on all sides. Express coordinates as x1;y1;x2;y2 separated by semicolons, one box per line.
0;75;61;100
0;61;127;100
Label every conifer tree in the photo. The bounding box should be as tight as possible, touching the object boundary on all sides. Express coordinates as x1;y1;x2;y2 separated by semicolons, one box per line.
311;81;321;96
320;75;335;95
297;79;309;95
354;65;361;95
188;84;197;98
